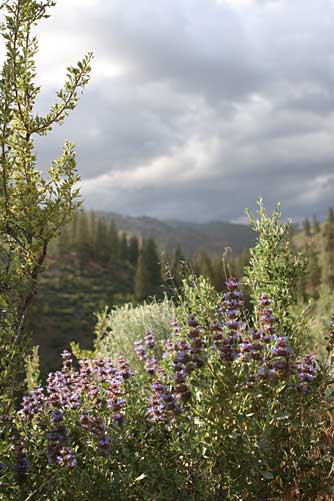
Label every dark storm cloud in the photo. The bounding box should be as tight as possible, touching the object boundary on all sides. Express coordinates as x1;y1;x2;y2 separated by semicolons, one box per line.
32;0;334;222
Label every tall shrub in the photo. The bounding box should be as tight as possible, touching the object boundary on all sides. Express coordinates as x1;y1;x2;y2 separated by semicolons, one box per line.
0;0;92;405
244;198;308;351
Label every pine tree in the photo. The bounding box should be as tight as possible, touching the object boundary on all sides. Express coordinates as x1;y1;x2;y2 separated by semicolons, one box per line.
302;218;311;237
58;223;71;257
327;208;334;224
77;211;92;263
312;215;320;234
321;218;334;291
128;235;139;266
109;220;120;260
194;249;214;284
134;252;150;301
119;233;129;261
306;247;321;298
143;238;162;297
71;211;80;247
95;217;109;264
90;211;97;257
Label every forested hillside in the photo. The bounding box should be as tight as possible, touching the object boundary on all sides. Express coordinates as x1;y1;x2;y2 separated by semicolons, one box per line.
291;209;334;356
28;210;251;375
294;209;334;298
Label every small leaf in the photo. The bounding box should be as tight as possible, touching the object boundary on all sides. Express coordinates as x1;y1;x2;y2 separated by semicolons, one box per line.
260;470;274;480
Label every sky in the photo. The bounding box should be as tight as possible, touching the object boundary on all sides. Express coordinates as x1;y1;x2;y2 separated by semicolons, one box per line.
19;0;334;222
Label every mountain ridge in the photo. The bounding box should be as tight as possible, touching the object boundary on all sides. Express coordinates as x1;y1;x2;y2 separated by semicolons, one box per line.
99;211;256;257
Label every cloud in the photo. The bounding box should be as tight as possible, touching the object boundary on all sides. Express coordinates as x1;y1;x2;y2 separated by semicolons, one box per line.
22;0;334;222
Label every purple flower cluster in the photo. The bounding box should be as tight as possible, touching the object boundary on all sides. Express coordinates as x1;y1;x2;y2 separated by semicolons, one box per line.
256;297;318;390
209;280;318;391
106;375;126;426
118;355;134;380
256;294;292;380
163;320;181;356
134;339;146;360
16;351;135;469
295;354;317;393
44;388;77;468
47;371;71;410
271;336;292;359
56;447;77;468
170;316;206;399
75;358;115;400
145;356;159;375
239;334;264;362
19;385;45;418
172;339;191;396
212;278;244;361
326;315;334;354
144;330;155;349
134;331;160;376
224;278;244;330
80;413;112;457
256;316;292;381
258;293;275;339
148;381;178;423
187;315;205;368
61;349;73;374
13;442;29;480
46;411;68;465
135;317;205;417
212;285;278;364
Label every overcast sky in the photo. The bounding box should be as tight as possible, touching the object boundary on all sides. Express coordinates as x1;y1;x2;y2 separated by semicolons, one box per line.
26;0;334;221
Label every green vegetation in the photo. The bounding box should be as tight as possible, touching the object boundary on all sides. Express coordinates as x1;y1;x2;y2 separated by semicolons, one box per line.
71;298;175;371
293;211;334;360
0;0;91;408
2;202;334;500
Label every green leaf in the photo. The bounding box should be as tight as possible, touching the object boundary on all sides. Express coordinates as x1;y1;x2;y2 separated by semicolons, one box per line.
260;470;274;480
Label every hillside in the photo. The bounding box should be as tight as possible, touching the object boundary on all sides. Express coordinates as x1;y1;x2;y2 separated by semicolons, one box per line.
28;254;135;376
104;212;256;257
27;210;255;377
293;228;322;253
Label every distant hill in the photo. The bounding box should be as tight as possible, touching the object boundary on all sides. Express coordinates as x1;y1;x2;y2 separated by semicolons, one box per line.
103;212;256;257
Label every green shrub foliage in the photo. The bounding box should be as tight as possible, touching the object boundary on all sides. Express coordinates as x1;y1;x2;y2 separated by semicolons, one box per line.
0;0;92;405
71;298;175;372
2;202;334;500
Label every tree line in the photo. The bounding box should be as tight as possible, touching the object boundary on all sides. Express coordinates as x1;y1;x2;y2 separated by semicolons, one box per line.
299;208;334;297
52;210;250;302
